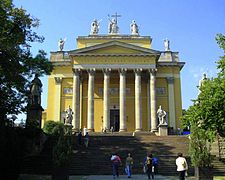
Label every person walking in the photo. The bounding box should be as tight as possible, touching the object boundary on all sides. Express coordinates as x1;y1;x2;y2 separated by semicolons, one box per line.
144;153;154;179
125;153;133;178
77;131;82;146
152;155;158;175
84;132;89;148
176;153;188;180
111;153;122;179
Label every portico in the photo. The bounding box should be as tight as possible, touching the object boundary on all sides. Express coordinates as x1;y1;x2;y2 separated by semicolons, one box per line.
70;67;158;132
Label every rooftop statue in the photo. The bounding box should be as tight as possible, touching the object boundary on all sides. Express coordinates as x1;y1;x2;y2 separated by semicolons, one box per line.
30;74;42;105
157;105;167;125
164;38;170;51
198;73;208;88
58;38;66;51
130;20;139;35
108;13;121;34
108;18;119;34
90;19;101;35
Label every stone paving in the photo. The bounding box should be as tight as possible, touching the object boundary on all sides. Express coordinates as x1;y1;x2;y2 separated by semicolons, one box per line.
19;174;225;180
69;174;196;180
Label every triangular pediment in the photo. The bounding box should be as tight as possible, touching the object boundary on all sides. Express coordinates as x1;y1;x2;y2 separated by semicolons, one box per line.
68;41;161;55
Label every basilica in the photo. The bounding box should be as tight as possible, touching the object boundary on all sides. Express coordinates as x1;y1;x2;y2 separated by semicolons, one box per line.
43;16;185;133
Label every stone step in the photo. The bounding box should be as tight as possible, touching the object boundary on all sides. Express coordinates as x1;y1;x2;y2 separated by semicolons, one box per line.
21;135;225;177
69;135;192;176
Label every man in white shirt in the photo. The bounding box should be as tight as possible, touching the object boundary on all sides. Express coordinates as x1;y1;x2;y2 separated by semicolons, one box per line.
176;153;188;180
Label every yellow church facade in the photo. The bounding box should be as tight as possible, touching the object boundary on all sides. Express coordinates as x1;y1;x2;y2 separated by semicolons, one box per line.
45;33;184;133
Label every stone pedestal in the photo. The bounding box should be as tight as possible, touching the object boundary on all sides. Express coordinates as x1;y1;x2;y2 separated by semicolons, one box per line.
27;104;44;128
158;124;168;136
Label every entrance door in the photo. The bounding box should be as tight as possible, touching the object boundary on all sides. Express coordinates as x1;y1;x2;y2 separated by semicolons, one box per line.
110;109;120;132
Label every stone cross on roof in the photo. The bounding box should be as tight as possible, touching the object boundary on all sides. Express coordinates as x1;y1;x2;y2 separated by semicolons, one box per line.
111;12;121;24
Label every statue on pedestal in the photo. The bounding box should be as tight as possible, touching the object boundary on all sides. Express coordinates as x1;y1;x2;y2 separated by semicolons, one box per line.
30;74;42;105
65;106;73;125
157;105;167;125
27;74;44;128
130;20;139;35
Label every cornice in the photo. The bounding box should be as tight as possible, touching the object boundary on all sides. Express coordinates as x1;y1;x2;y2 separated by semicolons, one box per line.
52;61;71;66
71;54;159;57
157;62;185;70
77;35;152;40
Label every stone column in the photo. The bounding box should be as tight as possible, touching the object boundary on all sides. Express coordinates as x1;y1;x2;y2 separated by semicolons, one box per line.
149;69;157;132
119;68;127;132
134;69;142;131
167;77;176;129
79;77;83;130
103;68;111;131
72;69;81;131
54;77;62;122
87;68;95;132
147;78;151;131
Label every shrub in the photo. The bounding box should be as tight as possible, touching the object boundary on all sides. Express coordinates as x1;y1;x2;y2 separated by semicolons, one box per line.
43;121;64;136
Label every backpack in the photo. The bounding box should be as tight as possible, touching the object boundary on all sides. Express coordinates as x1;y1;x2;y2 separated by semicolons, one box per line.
152;157;158;166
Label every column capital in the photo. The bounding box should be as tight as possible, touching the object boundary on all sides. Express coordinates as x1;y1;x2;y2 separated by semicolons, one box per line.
103;68;111;75
119;68;127;75
73;68;81;76
149;68;157;76
54;77;62;84
87;68;96;75
166;77;175;84
134;68;143;75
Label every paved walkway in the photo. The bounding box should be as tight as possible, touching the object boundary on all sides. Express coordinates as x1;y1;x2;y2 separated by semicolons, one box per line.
19;174;225;180
70;175;196;180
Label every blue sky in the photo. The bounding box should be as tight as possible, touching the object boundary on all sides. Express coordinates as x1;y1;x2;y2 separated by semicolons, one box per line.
14;0;225;120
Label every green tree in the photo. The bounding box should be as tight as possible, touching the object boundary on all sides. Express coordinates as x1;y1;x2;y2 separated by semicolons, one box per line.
0;0;53;125
196;33;225;136
183;33;225;136
182;34;225;178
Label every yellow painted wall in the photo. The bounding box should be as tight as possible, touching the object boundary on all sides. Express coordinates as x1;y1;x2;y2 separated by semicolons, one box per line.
42;110;47;128
77;36;151;49
82;46;147;54
52;66;73;75
46;77;56;121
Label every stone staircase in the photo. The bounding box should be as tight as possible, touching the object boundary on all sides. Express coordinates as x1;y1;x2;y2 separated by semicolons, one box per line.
20;133;225;176
20;137;54;175
211;135;225;160
69;133;194;176
211;156;225;175
218;135;225;160
210;135;225;176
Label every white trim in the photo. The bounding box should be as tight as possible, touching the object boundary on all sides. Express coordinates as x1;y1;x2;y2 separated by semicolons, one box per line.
73;64;156;70
49;74;73;78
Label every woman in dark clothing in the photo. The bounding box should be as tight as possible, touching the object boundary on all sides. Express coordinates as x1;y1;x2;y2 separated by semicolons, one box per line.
144;153;154;179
